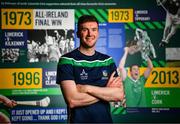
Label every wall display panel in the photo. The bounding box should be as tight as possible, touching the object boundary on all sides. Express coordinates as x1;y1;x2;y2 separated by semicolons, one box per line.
0;0;180;123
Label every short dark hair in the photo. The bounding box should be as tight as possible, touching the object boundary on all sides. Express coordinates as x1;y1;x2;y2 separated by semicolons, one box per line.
77;15;99;31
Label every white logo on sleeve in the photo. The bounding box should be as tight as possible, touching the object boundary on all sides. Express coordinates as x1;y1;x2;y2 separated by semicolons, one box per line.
102;70;108;80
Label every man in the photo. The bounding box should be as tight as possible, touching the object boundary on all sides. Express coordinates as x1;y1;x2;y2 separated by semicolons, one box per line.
46;35;61;62
56;15;124;123
27;40;39;62
157;0;180;46
119;47;153;107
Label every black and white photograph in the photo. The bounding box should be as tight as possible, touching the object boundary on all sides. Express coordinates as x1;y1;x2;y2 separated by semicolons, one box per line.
166;48;180;60
157;0;180;46
27;29;75;63
1;48;20;63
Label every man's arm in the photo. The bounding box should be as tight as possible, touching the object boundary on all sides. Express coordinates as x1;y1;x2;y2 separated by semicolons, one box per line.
0;95;17;108
77;85;124;102
60;80;99;108
119;47;129;81
77;72;124;102
143;57;153;78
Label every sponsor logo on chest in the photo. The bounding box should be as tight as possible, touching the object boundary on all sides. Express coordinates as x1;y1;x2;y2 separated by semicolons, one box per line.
80;69;88;80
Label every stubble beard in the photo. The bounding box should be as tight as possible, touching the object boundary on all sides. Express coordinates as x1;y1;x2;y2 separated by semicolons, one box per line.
80;40;96;49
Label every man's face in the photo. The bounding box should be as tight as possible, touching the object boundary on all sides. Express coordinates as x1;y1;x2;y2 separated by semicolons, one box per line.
78;21;99;49
130;65;140;80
